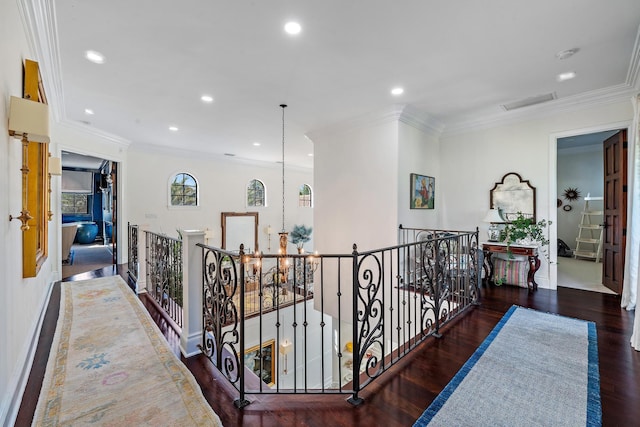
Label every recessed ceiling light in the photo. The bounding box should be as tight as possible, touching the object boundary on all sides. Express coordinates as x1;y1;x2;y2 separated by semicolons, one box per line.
556;48;579;60
284;21;302;35
169;126;179;131
85;50;105;64
84;108;94;115
253;142;261;146
391;87;404;96
308;153;314;157
201;95;214;103
557;71;576;82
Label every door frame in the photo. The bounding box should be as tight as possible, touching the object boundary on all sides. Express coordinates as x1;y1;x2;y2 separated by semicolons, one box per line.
548;120;631;291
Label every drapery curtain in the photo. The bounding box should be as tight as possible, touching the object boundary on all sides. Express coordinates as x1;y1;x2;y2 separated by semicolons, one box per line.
622;94;640;351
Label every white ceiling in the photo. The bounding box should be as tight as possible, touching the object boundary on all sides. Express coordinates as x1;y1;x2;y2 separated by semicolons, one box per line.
34;1;640;168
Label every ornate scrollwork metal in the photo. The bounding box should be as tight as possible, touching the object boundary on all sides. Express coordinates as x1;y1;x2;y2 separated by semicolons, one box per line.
201;247;241;386
354;252;384;385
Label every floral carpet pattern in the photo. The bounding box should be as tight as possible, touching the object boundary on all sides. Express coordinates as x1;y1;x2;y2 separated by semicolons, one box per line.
32;276;222;426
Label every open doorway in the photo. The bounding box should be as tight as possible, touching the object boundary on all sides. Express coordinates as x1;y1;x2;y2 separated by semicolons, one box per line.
60;151;117;279
556;130;624;294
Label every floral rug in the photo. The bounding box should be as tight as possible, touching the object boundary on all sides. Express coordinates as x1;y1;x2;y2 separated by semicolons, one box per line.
32;276;222;426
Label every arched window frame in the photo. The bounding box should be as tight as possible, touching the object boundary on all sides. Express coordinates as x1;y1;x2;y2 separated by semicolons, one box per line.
247;179;267;208
299;183;313;207
168;172;200;208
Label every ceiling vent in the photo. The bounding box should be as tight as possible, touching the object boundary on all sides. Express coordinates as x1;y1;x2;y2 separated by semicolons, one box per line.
501;92;556;111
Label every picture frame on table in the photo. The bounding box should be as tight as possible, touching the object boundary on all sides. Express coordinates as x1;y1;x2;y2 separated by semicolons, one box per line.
410;173;435;209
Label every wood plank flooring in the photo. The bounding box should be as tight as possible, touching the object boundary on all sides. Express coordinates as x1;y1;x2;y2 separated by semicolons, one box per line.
16;265;640;426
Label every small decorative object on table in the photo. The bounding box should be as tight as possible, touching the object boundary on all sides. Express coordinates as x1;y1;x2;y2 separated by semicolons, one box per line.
500;212;551;253
483;212;552;291
483;208;505;241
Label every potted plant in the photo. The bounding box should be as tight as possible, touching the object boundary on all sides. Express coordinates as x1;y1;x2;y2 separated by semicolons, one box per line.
290;224;312;253
500;212;551;256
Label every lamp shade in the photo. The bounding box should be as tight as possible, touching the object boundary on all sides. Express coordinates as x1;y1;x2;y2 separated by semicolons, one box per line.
483;209;504;223
49;156;62;176
279;340;292;355
8;96;50;143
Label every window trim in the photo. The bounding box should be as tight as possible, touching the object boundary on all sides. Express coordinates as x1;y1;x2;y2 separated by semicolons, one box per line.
61;192;90;215
168;172;200;209
299;183;313;208
246;178;267;208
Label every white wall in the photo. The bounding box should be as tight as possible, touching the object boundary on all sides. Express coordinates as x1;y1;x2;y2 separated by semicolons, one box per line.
235;300;334;390
126;147;313;254
398;120;441;230
312;118;399;320
557;146;604;250
313;119;399;254
440;100;633;289
0;3;56;423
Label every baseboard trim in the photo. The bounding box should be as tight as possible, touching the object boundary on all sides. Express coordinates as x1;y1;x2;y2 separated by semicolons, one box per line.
1;280;55;427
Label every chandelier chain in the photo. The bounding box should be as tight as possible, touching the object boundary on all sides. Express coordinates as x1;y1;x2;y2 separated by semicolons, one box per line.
280;104;287;232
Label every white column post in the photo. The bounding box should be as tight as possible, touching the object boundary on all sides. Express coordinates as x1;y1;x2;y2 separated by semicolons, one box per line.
180;229;205;357
136;224;149;294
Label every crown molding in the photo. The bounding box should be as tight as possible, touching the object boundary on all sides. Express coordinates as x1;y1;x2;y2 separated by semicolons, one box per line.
130;142;312;173
396;104;445;137
307;104;444;142
627;24;640;90
56;120;132;149
442;83;637;137
18;0;65;122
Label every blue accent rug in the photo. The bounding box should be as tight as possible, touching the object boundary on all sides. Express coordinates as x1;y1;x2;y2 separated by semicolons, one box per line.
414;305;601;426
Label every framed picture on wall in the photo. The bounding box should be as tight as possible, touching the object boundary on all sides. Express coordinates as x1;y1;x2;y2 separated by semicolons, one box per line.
410;173;435;209
244;339;275;386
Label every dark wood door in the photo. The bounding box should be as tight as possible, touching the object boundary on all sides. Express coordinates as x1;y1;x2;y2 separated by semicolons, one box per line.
111;162;118;265
602;130;627;293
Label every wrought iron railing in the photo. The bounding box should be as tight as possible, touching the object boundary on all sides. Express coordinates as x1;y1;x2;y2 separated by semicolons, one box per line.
145;231;183;328
127;223;139;283
197;227;480;407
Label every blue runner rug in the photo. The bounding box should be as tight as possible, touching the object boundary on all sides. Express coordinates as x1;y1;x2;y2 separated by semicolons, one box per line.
414;305;601;427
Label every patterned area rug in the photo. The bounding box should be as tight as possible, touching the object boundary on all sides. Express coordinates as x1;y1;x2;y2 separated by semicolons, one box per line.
414;305;601;427
32;276;222;426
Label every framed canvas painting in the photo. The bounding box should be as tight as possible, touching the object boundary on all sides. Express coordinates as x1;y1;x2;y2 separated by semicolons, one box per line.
244;339;275;386
410;173;435;209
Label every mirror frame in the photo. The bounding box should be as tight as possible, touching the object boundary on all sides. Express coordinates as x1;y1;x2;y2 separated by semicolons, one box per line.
490;172;536;222
221;212;259;253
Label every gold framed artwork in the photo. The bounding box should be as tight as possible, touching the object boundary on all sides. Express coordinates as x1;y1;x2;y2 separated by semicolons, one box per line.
410;173;435;209
244;339;275;386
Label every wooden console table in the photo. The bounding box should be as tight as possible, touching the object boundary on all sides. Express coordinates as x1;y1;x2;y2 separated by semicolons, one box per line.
482;242;540;291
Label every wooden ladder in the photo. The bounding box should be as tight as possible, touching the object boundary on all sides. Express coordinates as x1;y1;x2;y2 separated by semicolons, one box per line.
574;194;604;262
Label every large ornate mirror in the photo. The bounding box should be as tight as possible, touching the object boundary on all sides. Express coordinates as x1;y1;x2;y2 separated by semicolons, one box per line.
221;212;259;253
490;172;536;222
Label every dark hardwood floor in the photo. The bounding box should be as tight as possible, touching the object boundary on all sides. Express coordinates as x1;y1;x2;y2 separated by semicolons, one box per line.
16;265;640;426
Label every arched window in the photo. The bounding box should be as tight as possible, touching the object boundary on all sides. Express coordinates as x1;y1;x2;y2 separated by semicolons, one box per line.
170;172;198;206
247;179;266;207
299;184;312;207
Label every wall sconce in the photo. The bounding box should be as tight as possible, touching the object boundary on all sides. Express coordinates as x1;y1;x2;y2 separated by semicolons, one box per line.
46;155;62;220
483;208;505;242
204;227;215;245
49;156;62;176
279;339;293;374
266;225;273;251
7;96;50;230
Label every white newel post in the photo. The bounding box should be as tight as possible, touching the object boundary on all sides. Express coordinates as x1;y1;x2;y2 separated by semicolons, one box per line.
137;224;149;294
180;229;205;357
